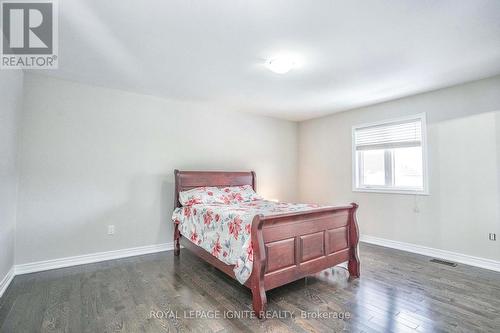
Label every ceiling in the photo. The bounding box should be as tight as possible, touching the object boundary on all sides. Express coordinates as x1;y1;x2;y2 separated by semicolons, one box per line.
32;0;500;121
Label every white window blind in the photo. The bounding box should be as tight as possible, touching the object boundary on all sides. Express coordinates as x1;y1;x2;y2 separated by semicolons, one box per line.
354;119;422;150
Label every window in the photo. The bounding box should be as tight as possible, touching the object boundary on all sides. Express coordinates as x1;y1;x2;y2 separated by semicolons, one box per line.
352;114;428;194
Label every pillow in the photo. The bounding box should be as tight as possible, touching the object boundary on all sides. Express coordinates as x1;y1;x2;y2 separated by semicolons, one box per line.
179;187;222;206
219;185;263;204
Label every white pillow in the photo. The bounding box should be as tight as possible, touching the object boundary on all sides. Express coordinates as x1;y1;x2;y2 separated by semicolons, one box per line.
219;185;263;204
179;187;222;206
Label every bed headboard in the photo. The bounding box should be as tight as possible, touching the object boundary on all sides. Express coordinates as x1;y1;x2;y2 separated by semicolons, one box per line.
174;169;256;208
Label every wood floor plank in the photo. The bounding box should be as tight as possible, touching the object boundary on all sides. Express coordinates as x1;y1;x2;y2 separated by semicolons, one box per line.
1;243;499;333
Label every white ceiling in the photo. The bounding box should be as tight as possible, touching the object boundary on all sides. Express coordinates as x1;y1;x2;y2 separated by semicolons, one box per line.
33;0;500;121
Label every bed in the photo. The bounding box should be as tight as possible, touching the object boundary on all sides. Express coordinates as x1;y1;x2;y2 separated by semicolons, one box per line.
172;170;360;318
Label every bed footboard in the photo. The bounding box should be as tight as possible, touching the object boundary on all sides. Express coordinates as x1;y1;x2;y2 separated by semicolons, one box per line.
249;203;360;317
174;203;360;318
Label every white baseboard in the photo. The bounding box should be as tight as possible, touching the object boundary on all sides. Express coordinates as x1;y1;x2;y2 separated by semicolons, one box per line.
6;236;497;298
361;235;500;272
0;266;15;299
14;242;174;276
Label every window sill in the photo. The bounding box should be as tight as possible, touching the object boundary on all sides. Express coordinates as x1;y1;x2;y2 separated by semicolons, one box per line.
352;188;430;195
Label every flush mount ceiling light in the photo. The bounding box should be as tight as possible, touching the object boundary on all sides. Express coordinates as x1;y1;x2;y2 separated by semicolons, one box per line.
265;56;296;74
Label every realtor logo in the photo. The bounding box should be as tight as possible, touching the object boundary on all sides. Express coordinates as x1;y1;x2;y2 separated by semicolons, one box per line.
1;0;58;69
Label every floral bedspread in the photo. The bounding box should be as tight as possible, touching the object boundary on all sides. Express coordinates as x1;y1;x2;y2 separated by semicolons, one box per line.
172;200;320;284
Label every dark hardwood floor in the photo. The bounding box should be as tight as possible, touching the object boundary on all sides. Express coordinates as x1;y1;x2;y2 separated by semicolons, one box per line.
1;243;499;332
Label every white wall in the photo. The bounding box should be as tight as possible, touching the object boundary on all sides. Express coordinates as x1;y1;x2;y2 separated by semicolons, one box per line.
299;75;500;261
15;74;298;265
0;70;23;283
11;73;500;267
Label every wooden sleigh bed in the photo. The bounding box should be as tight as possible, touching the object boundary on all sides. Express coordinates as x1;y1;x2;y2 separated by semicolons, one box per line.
173;170;360;318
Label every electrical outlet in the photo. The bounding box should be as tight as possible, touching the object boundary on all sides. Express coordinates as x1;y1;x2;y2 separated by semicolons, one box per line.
489;233;496;241
108;225;115;235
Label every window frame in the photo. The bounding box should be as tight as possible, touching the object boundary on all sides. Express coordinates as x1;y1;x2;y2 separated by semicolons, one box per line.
351;113;429;195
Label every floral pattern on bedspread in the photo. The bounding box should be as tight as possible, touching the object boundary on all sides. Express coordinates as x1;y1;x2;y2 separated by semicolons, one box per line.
172;200;321;284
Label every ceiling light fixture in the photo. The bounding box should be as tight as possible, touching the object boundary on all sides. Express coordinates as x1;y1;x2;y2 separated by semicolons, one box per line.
266;56;296;74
